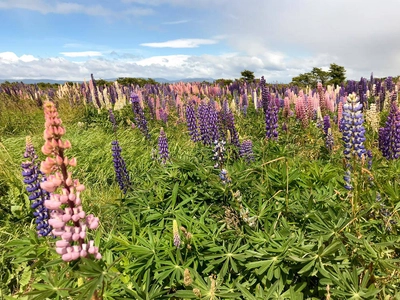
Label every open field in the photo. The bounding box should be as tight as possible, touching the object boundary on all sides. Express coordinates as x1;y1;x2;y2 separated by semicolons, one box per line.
1;78;400;299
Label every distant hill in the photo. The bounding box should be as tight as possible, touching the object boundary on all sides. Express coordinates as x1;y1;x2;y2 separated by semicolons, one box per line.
0;77;215;84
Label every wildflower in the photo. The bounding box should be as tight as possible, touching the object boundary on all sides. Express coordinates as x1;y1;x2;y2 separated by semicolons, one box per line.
379;101;400;160
21;137;52;237
212;140;226;169
219;169;231;184
239;140;255;163
265;98;279;140
185;102;199;142
342;93;367;160
40;101;101;261
173;219;181;248
158;127;170;164
130;92;150;139
111;140;131;193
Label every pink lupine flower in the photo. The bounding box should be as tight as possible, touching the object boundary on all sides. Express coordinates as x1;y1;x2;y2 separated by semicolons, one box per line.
39;101;101;261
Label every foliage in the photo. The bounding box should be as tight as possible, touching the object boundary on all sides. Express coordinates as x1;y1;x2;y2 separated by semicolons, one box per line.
0;77;400;299
291;63;346;88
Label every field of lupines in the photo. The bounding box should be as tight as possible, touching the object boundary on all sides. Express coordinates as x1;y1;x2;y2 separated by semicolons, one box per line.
0;74;399;299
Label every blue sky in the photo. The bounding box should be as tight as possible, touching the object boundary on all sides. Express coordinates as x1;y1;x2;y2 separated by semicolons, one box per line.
0;0;399;82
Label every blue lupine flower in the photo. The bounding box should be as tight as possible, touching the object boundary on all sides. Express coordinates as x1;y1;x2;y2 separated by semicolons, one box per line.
342;94;367;159
21;137;52;237
219;169;231;185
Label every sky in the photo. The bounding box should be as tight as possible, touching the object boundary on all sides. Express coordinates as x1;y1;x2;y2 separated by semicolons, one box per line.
0;0;399;83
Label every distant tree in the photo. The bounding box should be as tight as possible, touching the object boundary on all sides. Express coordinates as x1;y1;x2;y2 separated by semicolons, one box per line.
291;63;346;87
215;78;233;86
327;63;346;86
311;67;330;85
240;70;255;82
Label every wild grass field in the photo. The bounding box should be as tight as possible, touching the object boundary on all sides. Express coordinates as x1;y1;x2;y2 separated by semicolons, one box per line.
0;77;400;299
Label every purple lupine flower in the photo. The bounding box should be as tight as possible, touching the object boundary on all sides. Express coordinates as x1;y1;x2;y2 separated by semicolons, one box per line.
265;98;279;140
342;94;367;160
323;115;331;135
108;108;117;133
239;140;255;163
226;109;240;147
160;108;168;123
130;92;150;139
242;93;248;116
111;140;131;194
208;102;220;143
385;76;393;92
260;76;270;113
21;137;52;237
185;102;199;142
90;74;101;108
198;102;211;146
212;140;226;169
379;101;400;160
158;127;169;164
325;128;334;152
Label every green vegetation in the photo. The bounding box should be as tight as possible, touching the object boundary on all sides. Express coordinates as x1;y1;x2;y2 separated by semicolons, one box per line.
0;79;400;299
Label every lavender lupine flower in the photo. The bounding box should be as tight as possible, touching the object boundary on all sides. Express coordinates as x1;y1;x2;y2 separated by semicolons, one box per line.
130;92;150;139
158;127;170;164
21;137;52;237
342;94;367;160
212;140;226;168
239;140;255;163
111;140;131;193
185;102;199;142
265;98;279;140
379;101;400;160
323;115;331;135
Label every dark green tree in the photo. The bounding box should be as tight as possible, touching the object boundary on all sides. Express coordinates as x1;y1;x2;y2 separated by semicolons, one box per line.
311;67;330;85
327;63;346;86
240;70;255;82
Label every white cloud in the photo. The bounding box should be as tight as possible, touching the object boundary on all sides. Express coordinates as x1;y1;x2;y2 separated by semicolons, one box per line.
162;19;189;25
60;51;103;57
141;39;217;48
0;51;322;82
0;52;38;63
0;0;153;17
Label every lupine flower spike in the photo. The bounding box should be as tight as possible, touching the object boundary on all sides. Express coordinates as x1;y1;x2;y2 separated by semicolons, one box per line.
158;127;170;164
21;136;52;237
111;140;131;194
40;101;101;261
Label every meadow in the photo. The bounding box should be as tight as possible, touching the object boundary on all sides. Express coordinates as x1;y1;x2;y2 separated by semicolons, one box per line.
0;76;399;299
